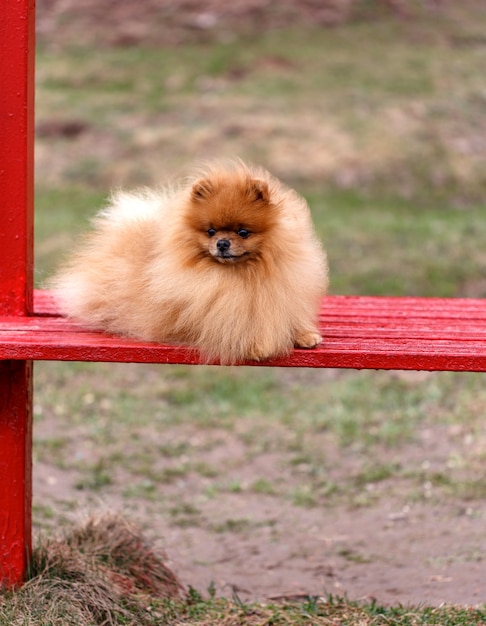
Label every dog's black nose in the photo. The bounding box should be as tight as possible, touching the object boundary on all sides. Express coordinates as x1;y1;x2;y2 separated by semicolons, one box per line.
217;239;231;252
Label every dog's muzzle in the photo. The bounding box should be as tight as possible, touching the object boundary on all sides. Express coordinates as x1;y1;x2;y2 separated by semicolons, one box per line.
216;239;231;253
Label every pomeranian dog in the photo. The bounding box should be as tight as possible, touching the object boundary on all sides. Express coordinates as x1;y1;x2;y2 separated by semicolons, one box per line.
51;160;328;363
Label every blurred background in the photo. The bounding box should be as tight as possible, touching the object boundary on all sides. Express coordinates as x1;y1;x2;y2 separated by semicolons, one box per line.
32;0;486;606
35;0;486;296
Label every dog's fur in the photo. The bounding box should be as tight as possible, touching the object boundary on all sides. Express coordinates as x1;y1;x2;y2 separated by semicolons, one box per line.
51;160;328;363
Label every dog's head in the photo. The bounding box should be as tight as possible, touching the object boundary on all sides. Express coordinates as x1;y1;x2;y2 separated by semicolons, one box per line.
185;169;278;265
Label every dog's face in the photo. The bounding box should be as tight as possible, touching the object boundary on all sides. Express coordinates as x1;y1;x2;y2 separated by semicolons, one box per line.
185;173;277;265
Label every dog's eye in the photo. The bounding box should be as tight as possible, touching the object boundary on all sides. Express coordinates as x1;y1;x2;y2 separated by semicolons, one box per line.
207;228;216;237
237;228;251;239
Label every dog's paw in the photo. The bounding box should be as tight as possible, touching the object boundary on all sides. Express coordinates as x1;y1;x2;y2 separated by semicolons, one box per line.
244;349;264;362
294;331;322;349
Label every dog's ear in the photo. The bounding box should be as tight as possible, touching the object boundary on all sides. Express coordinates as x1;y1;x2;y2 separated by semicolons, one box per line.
248;178;269;203
191;178;214;201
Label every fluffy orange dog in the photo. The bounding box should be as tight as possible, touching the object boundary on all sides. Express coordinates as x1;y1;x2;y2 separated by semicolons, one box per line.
52;160;328;363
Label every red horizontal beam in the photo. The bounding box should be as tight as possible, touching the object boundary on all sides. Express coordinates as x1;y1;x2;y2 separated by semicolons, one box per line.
0;290;485;372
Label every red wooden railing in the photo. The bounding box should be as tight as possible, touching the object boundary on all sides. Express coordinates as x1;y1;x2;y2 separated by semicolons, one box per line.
0;0;35;588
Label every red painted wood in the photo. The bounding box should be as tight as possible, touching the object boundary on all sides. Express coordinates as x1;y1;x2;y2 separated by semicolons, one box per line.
0;0;35;316
0;361;33;587
1;290;486;371
0;0;35;588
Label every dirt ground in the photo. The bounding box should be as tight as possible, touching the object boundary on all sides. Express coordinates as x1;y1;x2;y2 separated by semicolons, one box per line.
34;433;486;607
34;0;486;609
163;500;486;607
33;366;486;609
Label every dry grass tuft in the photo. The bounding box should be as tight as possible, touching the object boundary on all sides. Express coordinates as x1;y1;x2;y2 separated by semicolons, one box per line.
49;512;184;598
0;512;184;626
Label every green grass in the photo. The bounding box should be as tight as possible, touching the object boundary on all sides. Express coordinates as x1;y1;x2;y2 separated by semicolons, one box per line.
34;188;106;284
308;190;486;296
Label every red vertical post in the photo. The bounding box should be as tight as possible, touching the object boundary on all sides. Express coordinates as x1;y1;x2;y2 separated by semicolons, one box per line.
0;0;35;587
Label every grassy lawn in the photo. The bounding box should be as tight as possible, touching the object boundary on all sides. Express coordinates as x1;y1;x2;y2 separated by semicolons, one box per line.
8;3;486;623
